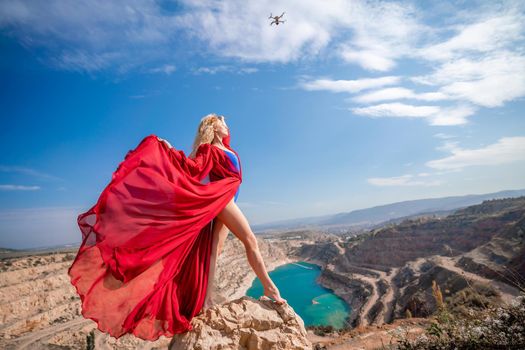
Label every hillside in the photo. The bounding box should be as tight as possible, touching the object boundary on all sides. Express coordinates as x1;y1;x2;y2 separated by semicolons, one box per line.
253;189;525;233
0;196;524;349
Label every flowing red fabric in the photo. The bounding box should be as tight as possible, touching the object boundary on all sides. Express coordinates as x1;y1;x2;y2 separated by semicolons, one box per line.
68;132;242;340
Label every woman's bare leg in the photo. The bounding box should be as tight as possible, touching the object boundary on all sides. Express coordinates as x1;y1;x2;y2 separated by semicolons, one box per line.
204;218;230;309
215;218;229;257
216;197;286;304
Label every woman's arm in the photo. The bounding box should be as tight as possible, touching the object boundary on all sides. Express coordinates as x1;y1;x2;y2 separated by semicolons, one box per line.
157;138;214;181
182;143;214;180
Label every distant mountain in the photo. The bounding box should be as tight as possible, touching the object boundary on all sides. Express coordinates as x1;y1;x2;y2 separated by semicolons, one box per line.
0;243;80;259
0;247;18;254
252;189;525;233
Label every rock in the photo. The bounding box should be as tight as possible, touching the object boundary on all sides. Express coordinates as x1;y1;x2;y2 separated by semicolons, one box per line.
169;296;312;350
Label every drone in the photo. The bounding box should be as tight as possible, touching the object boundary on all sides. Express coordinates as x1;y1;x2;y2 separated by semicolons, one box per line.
269;12;286;26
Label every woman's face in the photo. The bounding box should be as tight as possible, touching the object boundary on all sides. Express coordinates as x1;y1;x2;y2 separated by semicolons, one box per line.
215;119;229;139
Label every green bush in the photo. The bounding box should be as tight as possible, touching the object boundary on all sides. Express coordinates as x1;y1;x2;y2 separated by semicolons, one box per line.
397;293;525;349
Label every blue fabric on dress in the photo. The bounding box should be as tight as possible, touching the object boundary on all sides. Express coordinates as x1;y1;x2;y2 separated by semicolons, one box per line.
223;149;240;202
198;147;241;202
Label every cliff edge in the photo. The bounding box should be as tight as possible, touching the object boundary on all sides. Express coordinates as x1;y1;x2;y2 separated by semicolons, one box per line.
169;296;312;350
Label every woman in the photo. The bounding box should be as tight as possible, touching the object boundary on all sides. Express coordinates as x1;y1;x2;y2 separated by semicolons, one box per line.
183;114;286;309
68;113;285;341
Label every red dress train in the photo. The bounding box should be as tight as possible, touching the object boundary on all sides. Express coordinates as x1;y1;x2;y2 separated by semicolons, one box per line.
68;133;242;340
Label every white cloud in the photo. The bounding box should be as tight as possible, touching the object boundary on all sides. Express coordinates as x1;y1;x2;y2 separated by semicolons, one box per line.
350;87;449;104
193;65;258;75
182;0;421;67
239;67;258;74
351;102;477;126
0;0;179;73
299;76;401;93
411;52;525;108
149;64;176;75
367;174;441;187
0;184;40;191
309;2;525;126
352;102;438;118
367;135;521;188
428;105;477;126
0;165;61;180
336;0;427;71
0;0;348;70
433;133;456;139
435;140;461;153
0;0;426;72
1;0;524;125
339;49;396;72
416;12;525;61
350;102;475;125
175;0;348;63
407;5;525;108
426;136;525;170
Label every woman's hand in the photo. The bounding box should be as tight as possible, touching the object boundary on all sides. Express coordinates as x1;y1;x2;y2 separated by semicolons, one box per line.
157;136;173;149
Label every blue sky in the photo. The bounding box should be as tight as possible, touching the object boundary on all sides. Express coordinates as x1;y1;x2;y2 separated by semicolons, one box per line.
1;0;525;249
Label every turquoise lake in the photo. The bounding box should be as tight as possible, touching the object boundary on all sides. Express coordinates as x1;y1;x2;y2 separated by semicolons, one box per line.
245;261;350;329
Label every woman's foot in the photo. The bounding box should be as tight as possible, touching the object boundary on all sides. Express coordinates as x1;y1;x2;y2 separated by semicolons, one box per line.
262;285;287;305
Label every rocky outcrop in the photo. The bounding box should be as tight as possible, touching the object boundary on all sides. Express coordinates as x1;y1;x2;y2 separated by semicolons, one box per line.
457;213;525;283
169;296;312;350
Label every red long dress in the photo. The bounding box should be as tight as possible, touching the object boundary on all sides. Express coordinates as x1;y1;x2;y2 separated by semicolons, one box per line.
68;131;242;340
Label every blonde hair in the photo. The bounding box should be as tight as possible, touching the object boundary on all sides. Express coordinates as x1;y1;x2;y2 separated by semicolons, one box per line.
189;113;226;158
